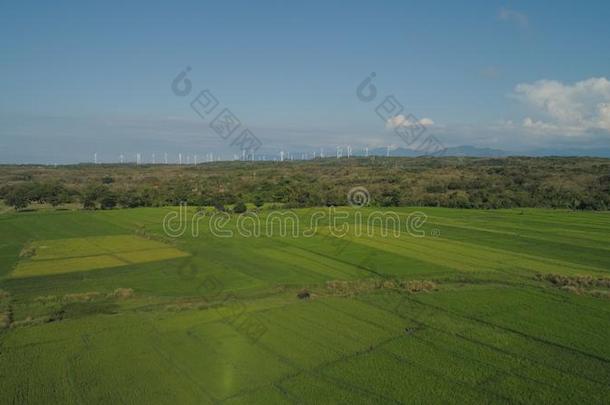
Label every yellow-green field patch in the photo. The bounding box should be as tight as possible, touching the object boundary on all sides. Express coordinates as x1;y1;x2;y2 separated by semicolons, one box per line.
12;235;188;278
114;247;190;264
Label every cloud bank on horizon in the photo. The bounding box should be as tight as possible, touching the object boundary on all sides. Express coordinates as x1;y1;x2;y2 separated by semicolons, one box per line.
513;77;610;136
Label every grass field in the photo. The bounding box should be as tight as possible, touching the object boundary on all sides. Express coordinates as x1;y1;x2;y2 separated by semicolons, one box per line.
13;235;188;278
1;206;610;403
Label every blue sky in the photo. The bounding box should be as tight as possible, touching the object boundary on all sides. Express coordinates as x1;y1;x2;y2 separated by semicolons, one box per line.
1;0;610;163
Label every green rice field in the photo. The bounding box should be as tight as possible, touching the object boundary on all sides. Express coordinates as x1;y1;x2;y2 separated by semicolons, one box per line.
1;207;610;403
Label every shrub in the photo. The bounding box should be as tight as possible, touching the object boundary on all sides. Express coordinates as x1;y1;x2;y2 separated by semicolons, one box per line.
4;186;30;210
233;201;247;214
101;175;114;184
324;278;438;296
537;273;610;298
590;290;610;299
62;292;102;303
99;194;117;210
253;195;264;209
297;289;310;299
112;288;134;299
0;312;10;329
402;280;438;293
19;245;36;258
34;295;59;305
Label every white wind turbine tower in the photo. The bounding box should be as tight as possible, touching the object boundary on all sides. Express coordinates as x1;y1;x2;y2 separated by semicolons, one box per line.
336;146;342;159
194;154;197;165
347;145;352;158
320;147;324;158
152;153;156;164
120;154;124;164
178;153;182;165
365;147;369;157
164;152;168;164
94;152;98;164
280;151;285;161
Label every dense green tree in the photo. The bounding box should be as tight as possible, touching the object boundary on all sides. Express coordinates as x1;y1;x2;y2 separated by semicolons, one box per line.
378;188;400;207
253;195;264;209
233;201;247;213
5;187;30;210
99;194;117;210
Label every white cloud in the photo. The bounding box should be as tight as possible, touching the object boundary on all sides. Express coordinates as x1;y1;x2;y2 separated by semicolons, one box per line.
419;117;435;127
597;103;610;130
385;114;434;129
521;117;582;135
513;77;610;135
498;7;528;27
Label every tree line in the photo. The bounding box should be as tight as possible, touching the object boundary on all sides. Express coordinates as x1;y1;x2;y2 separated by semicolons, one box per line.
1;157;609;211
